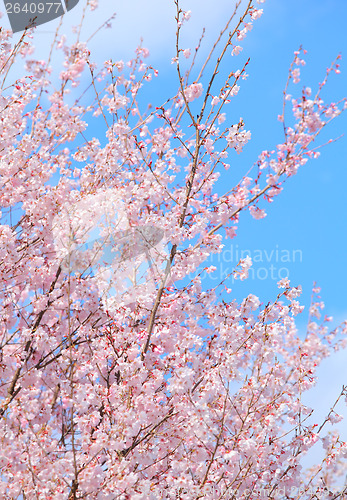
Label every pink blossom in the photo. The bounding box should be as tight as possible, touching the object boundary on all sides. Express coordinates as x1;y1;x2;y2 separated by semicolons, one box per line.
183;82;203;102
226;123;251;152
232;45;243;56
211;96;220;106
278;277;290;288
329;412;343;424
89;0;98;10
234;255;253;280
251;9;263;20
249;205;267;219
292;67;300;83
237;28;247;41
183;10;191;21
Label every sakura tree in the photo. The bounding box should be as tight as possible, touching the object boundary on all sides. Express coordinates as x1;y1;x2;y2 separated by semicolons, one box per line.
0;1;346;498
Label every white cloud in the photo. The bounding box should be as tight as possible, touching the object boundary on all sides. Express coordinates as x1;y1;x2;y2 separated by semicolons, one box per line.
3;0;251;64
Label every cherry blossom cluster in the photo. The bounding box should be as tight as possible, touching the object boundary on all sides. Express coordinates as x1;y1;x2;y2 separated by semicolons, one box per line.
0;1;346;499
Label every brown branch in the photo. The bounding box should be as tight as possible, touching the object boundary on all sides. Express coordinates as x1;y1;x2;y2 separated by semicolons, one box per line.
0;266;62;417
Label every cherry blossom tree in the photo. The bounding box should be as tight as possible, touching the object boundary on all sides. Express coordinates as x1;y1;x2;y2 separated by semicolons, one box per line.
0;1;346;498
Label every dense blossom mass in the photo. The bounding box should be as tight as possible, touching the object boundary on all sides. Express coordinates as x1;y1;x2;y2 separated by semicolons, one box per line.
0;0;346;498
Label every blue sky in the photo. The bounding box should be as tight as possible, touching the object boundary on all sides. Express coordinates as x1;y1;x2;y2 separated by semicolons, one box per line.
2;0;347;470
